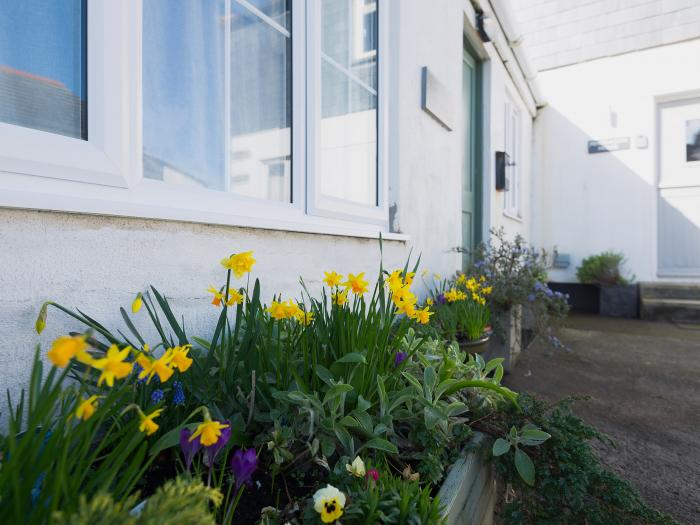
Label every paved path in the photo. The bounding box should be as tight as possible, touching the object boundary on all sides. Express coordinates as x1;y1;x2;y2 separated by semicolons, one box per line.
504;315;700;525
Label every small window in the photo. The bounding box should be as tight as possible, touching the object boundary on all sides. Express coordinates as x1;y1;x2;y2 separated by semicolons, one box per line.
0;0;87;140
504;98;521;217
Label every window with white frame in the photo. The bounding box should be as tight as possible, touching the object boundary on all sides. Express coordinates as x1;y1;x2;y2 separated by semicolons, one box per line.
0;0;389;236
504;97;521;217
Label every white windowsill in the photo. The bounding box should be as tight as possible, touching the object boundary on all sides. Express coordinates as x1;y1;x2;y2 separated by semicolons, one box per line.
502;210;523;223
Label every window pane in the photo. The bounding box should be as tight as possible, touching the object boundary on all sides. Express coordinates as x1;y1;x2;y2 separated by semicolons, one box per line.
0;0;86;140
244;0;290;30
230;0;292;202
143;1;226;190
320;0;378;207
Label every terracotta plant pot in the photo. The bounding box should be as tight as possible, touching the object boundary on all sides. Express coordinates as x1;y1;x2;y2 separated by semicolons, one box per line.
458;333;491;354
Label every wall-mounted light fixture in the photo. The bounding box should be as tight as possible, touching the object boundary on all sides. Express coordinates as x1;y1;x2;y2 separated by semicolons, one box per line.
495;151;510;191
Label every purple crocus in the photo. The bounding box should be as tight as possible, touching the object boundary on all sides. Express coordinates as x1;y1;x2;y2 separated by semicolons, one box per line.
180;428;202;471
394;351;408;367
436;293;447;305
206;421;232;465
231;448;258;491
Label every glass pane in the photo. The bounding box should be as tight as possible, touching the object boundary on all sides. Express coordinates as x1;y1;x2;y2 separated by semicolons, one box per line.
0;0;86;139
686;119;700;162
320;0;378;207
230;1;292;202
243;0;290;30
143;1;226;190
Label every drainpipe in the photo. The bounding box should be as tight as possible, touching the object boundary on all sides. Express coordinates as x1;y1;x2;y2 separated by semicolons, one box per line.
474;0;546;114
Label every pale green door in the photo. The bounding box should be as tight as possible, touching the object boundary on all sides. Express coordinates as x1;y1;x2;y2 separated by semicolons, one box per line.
461;49;479;269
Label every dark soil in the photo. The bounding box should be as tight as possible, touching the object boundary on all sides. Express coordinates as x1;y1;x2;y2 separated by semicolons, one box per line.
504;315;700;525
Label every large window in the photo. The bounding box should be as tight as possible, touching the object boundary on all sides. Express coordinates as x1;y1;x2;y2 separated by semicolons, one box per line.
0;0;87;140
0;0;389;236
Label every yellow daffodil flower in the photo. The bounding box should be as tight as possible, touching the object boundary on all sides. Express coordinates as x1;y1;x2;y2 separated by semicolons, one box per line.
412;306;433;325
220;251;256;278
426;298;434;306
296;310;314;326
433;273;442;281
482;286;493;295
345;456;366;478
75;395;101;421
421;268;430;277
456;274;467;285
385;270;403;291
139;408;163;436
404;272;415;286
226;288;245;306
207;286;224;307
313;485;346;524
444;288;466;303
91;345;133;387
332;290;348;306
142;343;151;353
132;293;143;314
267;300;288;320
47;335;91;368
190;420;230;447
323;271;343;288
284;300;302;319
136;353;173;384
344;273;369;295
166;345;193;373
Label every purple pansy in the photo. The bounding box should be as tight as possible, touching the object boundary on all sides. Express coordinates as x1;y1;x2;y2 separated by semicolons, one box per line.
231;448;258;491
180;427;202;471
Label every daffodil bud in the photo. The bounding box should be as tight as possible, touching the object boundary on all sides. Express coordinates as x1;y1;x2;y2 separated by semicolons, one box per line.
35;302;48;334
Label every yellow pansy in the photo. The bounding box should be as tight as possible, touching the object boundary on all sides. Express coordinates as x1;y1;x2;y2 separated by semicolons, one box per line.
91;345;133;387
132;293;143;314
345;456;366;478
323;271;343;288
412;306;433;325
47;335;91;368
75;395;100;421
220;251;256;278
313;485;346;524
136;352;173;384
332;290;348;306
207;286;224;307
139;408;164;436
190;420;230;447
226;288;245;306
166;345;193;373
344;273;369;295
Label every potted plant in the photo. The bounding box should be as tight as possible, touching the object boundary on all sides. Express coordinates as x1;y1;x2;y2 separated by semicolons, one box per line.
576;251;638;318
427;275;493;353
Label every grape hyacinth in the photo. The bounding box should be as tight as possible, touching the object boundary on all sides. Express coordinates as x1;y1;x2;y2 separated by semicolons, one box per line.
172;380;185;406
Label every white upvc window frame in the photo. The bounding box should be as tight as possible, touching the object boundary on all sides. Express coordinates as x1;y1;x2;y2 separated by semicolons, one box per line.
0;0;397;240
503;95;521;218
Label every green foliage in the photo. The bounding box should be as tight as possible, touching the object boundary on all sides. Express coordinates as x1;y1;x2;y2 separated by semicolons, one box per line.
51;477;221;525
576;251;633;285
424;275;491;342
0;349;154;524
492;424;551;486
493;396;678;525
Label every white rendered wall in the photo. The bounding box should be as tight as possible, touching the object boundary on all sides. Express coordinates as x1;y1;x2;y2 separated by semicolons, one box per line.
0;1;535;416
532;38;700;282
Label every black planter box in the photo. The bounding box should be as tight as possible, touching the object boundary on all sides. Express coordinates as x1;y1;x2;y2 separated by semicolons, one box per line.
599;284;639;318
548;282;600;314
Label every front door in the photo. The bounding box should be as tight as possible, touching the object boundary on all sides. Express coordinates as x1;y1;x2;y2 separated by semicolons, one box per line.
657;96;700;277
461;48;480;269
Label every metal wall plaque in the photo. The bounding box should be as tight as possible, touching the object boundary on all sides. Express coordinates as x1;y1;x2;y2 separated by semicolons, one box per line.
421;66;453;131
587;137;630;154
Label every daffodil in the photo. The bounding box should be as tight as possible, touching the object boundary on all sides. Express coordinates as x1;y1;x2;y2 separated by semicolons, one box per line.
47;335;91;368
190;420;230;447
136;352;173;384
284;300;302;319
404;272;415;286
166;345;193;373
132;293;143;314
226;288;245;306
345;456;366;478
313;484;346;523
482;285;493;295
267;300;288;320
457;274;467;285
220;251;256;278
139;408;163;436
323;271;343;288
344;272;369;295
444;288;466;303
35;302;48;334
208;286;224;307
75;395;100;421
332;289;348;306
385;270;403;291
91;345;133;387
426;298;434;306
296;310;314;326
412;306;433;325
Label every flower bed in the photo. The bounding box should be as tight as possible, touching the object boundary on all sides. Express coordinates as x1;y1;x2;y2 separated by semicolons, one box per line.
2;248;549;524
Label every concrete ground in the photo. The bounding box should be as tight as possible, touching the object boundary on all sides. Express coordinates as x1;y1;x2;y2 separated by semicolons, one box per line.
503;315;700;525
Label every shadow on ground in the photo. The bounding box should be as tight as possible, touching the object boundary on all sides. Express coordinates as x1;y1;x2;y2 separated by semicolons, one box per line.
504;314;700;525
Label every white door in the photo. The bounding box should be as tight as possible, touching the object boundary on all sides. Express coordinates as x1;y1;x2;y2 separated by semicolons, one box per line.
657;97;700;277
